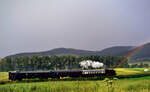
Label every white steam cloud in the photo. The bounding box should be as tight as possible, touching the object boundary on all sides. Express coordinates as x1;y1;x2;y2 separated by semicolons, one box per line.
79;60;104;69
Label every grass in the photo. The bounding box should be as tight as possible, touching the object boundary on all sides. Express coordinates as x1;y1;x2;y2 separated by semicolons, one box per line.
114;68;150;79
114;68;146;76
0;72;8;81
1;68;150;92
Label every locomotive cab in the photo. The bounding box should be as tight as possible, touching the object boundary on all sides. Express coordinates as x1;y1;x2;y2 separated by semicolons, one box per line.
105;69;116;76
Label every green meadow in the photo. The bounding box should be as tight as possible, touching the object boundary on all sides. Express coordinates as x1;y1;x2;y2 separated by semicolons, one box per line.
1;68;150;92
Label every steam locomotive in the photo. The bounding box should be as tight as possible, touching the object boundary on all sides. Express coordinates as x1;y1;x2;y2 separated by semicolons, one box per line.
9;69;116;81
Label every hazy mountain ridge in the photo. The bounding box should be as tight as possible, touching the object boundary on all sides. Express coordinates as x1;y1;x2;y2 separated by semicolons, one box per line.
98;46;135;56
7;48;98;58
6;43;150;62
129;43;150;61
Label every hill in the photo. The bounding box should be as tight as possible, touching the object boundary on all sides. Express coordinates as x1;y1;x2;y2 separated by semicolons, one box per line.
129;43;150;62
98;43;150;62
6;46;134;58
98;46;135;56
6;43;150;62
7;48;98;58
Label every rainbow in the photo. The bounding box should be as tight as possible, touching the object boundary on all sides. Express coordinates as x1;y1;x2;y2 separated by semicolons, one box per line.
117;43;147;67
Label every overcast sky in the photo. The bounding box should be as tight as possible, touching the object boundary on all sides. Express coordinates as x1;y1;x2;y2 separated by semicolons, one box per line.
1;0;150;58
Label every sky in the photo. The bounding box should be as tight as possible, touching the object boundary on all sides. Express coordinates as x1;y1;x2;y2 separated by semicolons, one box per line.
0;0;150;58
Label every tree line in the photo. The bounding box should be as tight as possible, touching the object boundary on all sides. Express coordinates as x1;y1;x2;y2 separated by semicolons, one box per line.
0;55;129;72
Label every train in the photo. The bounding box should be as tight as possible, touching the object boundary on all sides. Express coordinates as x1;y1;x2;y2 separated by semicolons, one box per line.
9;69;116;81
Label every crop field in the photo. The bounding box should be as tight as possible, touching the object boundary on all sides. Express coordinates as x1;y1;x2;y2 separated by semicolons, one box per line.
115;68;150;76
1;68;150;92
0;72;8;82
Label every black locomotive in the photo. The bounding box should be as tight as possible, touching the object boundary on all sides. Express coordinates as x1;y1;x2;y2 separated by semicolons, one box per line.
9;69;116;81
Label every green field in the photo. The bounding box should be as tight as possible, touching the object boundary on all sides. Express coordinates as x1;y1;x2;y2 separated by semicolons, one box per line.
1;68;150;92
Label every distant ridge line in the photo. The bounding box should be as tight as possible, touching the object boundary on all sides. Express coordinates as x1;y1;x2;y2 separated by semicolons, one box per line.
6;42;150;62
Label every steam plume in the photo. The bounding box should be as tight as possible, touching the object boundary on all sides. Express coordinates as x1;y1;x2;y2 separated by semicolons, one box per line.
79;60;103;69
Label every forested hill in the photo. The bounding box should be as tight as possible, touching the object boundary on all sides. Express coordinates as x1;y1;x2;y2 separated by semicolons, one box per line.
99;43;150;62
99;46;135;56
6;47;134;58
7;48;98;58
130;43;150;62
5;42;150;62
